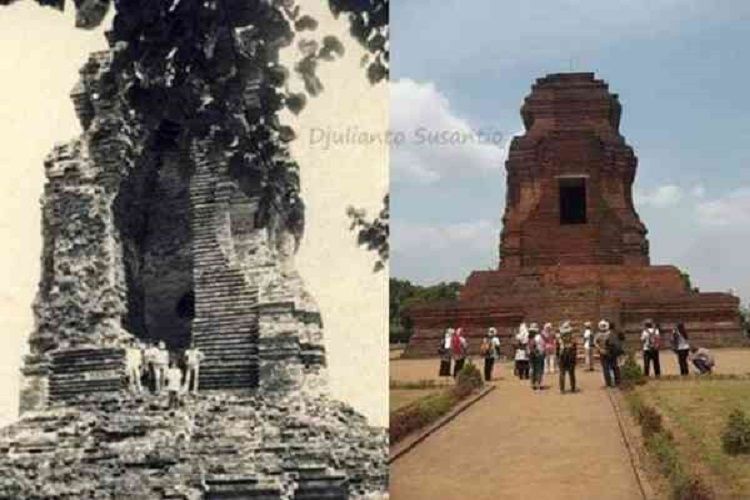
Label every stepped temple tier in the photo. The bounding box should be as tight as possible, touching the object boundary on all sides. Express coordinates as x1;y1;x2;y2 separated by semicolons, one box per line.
0;49;385;498
404;73;744;357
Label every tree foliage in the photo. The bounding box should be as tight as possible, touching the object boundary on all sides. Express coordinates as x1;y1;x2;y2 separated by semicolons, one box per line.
347;194;388;272
389;278;461;342
3;0;389;250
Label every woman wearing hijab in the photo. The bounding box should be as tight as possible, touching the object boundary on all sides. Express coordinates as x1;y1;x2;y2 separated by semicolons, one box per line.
529;323;545;390
438;328;453;377
542;322;557;374
641;319;662;378
672;323;691;376
452;327;468;377
481;327;501;381
515;323;530;380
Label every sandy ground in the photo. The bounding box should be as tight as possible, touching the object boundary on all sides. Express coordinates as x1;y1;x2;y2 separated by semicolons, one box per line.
389;349;750;500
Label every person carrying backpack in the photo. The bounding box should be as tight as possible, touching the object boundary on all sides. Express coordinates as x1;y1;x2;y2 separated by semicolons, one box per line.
438;328;453;377
528;323;545;390
594;319;621;387
557;320;578;394
481;327;501;381
641;319;661;377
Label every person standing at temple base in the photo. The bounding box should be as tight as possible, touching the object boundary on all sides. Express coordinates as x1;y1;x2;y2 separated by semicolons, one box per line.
557;321;577;394
672;323;691;376
515;336;530;380
582;321;594;371
125;338;143;394
529;323;545;390
594;320;621;388
183;343;205;394
480;327;501;382
153;341;170;394
438;328;453;377
144;341;160;393
641;319;662;377
542;322;557;374
165;360;183;410
452;328;468;377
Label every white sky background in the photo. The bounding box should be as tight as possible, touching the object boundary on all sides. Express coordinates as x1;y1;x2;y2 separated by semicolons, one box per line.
0;2;387;427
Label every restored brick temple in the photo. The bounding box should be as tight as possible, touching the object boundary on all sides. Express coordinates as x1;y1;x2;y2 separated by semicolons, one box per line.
405;73;744;357
0;48;385;500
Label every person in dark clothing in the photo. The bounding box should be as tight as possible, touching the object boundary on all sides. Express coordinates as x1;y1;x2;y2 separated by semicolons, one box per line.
640;320;662;378
557;320;577;394
594;319;622;387
690;346;715;374
672;323;691;376
481;327;501;382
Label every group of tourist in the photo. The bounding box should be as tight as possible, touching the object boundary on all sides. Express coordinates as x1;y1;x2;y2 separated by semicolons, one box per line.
437;318;716;393
124;338;205;408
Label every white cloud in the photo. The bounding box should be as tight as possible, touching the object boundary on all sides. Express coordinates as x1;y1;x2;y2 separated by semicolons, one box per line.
696;188;750;227
390;79;507;184
392;219;496;252
390;219;500;284
635;184;684;208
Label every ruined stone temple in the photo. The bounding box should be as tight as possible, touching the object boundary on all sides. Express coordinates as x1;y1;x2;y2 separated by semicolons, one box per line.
0;50;386;499
405;73;744;356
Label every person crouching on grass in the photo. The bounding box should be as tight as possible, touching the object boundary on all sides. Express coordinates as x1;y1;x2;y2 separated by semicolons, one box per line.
557;320;578;394
690;346;715;374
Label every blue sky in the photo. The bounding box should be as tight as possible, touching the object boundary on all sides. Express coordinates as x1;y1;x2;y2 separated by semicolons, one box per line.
390;0;750;304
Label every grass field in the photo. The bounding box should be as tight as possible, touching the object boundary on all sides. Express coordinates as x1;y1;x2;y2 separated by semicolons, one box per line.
390;389;440;412
634;377;750;498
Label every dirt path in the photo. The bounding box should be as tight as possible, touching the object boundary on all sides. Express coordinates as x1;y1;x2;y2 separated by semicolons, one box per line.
390;358;643;500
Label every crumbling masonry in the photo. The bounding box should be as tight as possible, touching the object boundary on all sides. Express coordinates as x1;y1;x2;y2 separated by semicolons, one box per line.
0;49;386;499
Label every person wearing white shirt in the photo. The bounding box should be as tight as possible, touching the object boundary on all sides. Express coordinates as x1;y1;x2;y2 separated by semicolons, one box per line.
144;342;161;393
152;341;170;394
481;327;502;382
582;321;594;372
183;344;205;394
125;338;143;393
514;334;530;380
528;323;545;390
672;323;691;376
165;361;183;409
640;320;662;377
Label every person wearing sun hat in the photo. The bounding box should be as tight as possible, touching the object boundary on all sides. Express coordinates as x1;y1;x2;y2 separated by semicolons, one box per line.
557;320;578;393
528;322;545;390
594;319;622;387
480;327;501;381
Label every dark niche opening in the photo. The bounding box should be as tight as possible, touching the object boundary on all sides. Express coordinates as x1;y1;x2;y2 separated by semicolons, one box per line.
559;177;587;225
114;150;194;350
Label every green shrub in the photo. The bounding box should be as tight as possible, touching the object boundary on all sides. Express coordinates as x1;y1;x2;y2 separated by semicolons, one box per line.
455;360;483;397
389;391;457;444
673;476;714;500
621;353;646;389
390;361;485;444
646;431;683;486
721;408;750;455
638;404;664;439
